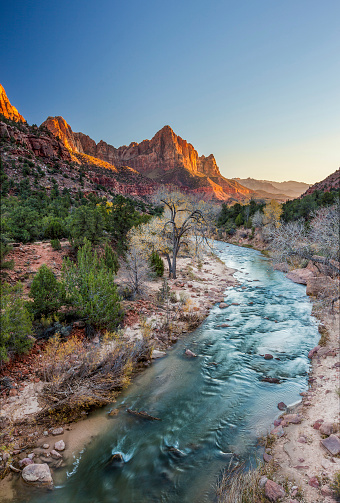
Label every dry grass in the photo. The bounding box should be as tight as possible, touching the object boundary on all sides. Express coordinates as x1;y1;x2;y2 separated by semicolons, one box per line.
215;458;273;503
36;333;151;423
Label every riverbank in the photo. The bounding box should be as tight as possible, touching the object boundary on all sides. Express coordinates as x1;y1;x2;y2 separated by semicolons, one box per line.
0;245;237;501
267;308;340;503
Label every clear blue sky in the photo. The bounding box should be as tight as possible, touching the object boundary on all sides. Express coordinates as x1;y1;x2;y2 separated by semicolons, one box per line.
1;0;339;183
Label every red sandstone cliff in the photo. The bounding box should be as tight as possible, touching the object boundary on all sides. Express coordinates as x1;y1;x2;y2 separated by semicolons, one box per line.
42;118;253;201
0;84;26;122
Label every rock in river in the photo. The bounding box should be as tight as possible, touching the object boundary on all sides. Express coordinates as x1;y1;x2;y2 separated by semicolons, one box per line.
22;463;53;488
185;349;197;357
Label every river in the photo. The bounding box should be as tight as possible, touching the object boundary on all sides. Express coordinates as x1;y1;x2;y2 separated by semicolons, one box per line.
26;242;319;503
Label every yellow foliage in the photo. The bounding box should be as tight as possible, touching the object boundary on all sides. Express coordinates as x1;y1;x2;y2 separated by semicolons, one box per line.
263;200;282;228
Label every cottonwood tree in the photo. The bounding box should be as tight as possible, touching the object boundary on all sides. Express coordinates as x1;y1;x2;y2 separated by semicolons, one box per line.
128;190;210;279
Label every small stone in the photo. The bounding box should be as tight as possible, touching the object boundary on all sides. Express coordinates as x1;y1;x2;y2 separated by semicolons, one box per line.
283;414;302;424
263;452;272;463
308;476;319;488
108;409;119;417
43;431;48;436
308;345;320;359
54;440;65;451
151;350;166;359
42;444;49;449
19;458;34;467
27;453;35;459
259;476;268;488
219;303;228;309
298;458;305;462
51;427;64;436
50;450;62;459
264;354;273;360
297;436;306;443
313;420;324;430
277;402;287;411
265;479;285;501
273;419;282;427
185;349;197;357
9;389;18;397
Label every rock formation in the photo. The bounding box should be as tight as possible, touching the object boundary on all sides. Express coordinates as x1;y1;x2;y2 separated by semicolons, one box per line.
43;119;253;201
0;84;26;122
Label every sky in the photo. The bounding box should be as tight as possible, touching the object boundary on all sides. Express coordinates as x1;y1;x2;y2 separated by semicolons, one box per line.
1;0;339;183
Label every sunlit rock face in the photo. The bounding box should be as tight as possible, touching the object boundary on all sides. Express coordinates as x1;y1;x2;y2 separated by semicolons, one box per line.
42;117;254;201
42;116;84;153
0;84;26;122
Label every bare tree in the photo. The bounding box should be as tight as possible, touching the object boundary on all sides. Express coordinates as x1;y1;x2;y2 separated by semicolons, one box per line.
155;191;209;278
124;247;152;297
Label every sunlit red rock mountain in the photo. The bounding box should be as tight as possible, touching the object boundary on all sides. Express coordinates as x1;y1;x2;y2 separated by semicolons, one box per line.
0;84;25;123
42;116;252;201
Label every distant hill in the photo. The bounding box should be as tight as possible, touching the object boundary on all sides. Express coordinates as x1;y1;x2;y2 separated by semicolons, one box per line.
233;177;310;200
300;169;339;197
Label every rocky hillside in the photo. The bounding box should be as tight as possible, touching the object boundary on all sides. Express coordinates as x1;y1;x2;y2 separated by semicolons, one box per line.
300;168;340;197
233;177;310;200
0;84;26;123
42;117;254;202
0;117;158;200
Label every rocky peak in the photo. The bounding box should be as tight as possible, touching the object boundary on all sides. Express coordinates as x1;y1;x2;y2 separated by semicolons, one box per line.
41;116;84;153
0;84;25;122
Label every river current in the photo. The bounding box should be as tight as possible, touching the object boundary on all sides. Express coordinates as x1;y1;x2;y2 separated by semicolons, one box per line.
27;242;319;503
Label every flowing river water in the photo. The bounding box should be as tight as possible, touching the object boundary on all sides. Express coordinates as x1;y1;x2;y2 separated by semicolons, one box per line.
26;242;319;503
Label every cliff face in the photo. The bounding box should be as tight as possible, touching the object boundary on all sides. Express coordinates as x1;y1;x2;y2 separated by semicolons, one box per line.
0;84;26;122
0;121;72;161
71;124;253;200
42;114;253;201
41;116;85;153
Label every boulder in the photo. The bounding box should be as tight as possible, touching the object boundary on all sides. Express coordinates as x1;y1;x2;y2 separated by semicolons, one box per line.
273;263;289;273
286;269;315;285
264;479;285;501
277;402;287;411
22;463;53;488
306;276;334;297
54;440;65;451
319;422;334;436
321;434;340;455
282;414;302;425
219;303;228;309
264;354;274;360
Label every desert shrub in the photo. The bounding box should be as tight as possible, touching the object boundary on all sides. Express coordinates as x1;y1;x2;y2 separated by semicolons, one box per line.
149;250;164;277
0;283;33;364
37;333;150;421
43;216;65;239
62;239;123;329
331;471;340;498
103;243;119;274
29;264;64;317
51;238;61;250
156;278;170;304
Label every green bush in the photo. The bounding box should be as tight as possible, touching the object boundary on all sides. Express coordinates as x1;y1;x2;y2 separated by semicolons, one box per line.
149;251;164;277
43;216;65;239
62;239;123;329
0;240;14;270
0;283;33;364
331;471;340;498
103;243;119;274
68;205;104;248
29;264;64;317
51;238;61;250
